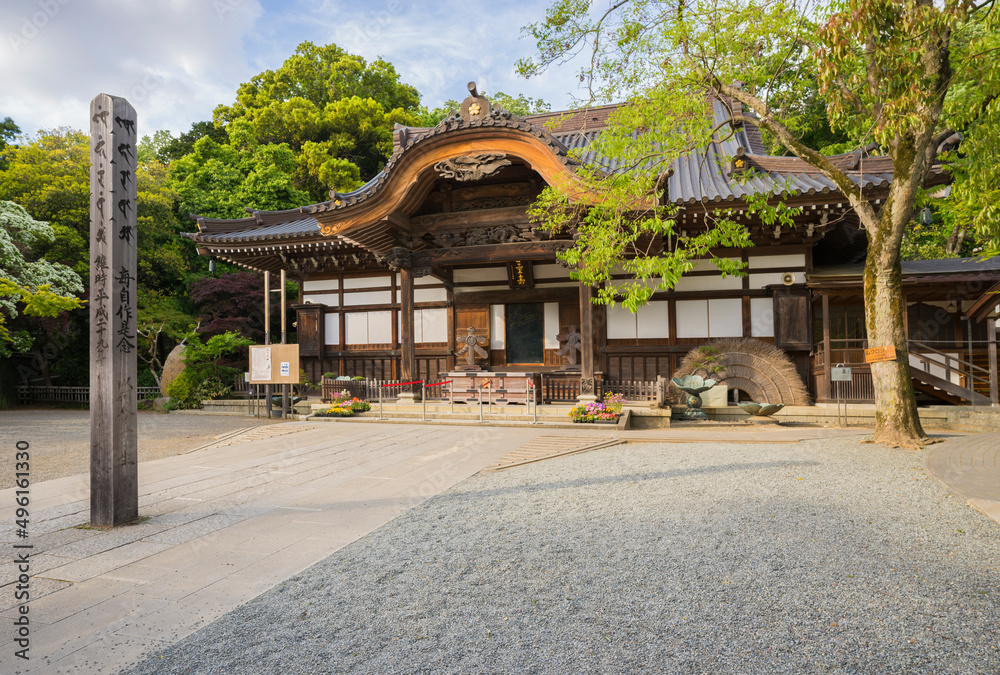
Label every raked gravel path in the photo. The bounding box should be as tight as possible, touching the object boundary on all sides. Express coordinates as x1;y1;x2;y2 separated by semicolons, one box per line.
124;435;1000;674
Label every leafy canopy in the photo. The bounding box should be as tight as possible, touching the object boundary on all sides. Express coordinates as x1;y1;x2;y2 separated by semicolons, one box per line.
212;41;422;203
0;201;84;354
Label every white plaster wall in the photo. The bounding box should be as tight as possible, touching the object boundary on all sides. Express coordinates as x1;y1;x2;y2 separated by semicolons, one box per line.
708;298;743;337
414;288;448;303
418;308;448;343
750;297;775;338
675;300;709;338
690;258;739;273
303;293;339;307
607;304;637;339
490;305;505;349
749;272;798;289
748;253;806;269
636;301;669;339
345;313;369;344
342;290;392;306
544;303;560;349
343;276;390;290
302;279;339;292
673;274;743;292
323;312;339;345
368;311;393;343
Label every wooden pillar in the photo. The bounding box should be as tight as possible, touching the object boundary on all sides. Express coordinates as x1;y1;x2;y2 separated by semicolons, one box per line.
446;270;456;372
988;316;998;406
822;293;831;402
89;94;138;527
280;269;289;418
399;267;419;401
578;281;597;401
264;271;272;418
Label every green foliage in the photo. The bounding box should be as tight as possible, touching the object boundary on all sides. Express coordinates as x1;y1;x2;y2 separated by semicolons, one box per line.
166;330;253;408
169;133;310;219
165;369;197;408
0;117;19;170
519;0;998;443
0;201;84;355
0;129;90;276
209;41;421;203
688;346;727;381
417;91;551;126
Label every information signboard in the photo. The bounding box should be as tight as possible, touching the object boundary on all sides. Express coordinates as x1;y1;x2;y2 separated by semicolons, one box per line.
248;344;299;384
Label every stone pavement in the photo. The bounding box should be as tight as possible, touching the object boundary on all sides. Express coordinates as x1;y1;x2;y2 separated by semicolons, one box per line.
0;421;865;673
925;432;1000;526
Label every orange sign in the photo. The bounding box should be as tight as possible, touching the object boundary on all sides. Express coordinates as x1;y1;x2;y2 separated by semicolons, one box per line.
864;345;897;364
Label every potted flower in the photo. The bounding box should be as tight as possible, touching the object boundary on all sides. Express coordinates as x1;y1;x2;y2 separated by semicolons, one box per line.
603;392;625;414
569;401;620;424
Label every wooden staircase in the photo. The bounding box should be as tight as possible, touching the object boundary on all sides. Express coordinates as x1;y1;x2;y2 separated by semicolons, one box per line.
908;342;994;406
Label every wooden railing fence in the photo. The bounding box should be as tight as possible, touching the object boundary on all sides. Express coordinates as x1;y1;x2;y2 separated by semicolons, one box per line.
17;386;161;405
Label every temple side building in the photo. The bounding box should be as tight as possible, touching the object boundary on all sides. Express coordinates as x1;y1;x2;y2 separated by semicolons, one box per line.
184;84;1000;406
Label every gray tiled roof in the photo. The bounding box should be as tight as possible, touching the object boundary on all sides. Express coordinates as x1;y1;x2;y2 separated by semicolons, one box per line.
810;256;1000;279
197;217;320;243
189;96;932;245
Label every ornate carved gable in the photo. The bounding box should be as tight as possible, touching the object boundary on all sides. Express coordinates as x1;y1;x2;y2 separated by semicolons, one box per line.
434;153;511;182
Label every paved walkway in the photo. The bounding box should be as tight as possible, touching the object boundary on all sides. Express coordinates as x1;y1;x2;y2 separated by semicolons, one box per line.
925;432;1000;525
0;420;865;674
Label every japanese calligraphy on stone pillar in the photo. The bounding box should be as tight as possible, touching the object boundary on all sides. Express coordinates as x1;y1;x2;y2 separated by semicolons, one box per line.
90;94;138;527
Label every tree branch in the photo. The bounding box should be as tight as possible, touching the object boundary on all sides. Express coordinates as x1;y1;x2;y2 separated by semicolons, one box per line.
708;81;877;225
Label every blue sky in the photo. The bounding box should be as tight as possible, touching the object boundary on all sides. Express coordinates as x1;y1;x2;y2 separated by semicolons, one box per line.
1;0;590;139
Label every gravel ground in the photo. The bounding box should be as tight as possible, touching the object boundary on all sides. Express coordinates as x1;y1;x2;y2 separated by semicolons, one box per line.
0;409;282;487
124;436;1000;674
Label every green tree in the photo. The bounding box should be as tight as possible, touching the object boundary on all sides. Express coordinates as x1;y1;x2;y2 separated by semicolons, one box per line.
169;132;310;219
417;91;552;126
212;41;421;202
0;128;90;276
0;201;84;356
0;117;20;170
519;0;999;448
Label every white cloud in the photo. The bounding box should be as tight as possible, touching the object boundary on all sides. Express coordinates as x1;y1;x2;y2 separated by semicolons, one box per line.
0;0;262;135
0;0;590;139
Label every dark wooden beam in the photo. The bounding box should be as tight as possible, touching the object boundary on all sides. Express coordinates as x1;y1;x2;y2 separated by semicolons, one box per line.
454;286;577;305
414;240;568;267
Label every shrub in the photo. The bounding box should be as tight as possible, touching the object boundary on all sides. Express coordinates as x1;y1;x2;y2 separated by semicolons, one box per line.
165;370;198;408
167;330;252;408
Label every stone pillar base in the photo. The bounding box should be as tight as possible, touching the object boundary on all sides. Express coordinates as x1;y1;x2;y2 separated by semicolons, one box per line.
576;394;598;404
398;391;422;404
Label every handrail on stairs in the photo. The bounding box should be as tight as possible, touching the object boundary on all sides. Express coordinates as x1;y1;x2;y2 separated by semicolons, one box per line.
906;340;991;392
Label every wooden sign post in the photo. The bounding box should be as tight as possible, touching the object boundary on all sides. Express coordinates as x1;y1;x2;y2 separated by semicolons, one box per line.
89;94;139;527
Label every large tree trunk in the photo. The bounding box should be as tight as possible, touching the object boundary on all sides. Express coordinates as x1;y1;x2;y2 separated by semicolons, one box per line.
863;226;927;448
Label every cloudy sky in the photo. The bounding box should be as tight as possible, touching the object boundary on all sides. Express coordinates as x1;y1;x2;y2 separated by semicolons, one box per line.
1;0;590;138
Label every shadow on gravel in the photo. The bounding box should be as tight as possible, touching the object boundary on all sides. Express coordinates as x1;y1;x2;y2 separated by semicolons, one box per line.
439;459;821;501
